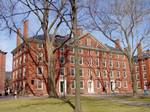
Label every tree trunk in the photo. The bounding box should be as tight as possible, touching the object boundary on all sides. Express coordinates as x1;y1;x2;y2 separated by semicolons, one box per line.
71;0;81;112
43;0;58;98
129;58;137;97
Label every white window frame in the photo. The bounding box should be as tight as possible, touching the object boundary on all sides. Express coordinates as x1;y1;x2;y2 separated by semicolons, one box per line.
103;70;107;78
124;81;128;88
96;69;100;77
79;57;83;65
70;56;75;64
80;80;84;89
97;80;101;89
79;68;84;77
37;66;43;75
60;68;65;76
110;71;114;78
96;58;99;67
71;80;75;89
70;68;75;76
37;80;43;90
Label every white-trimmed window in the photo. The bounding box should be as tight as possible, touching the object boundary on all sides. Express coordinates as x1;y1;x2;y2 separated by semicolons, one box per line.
37;66;43;75
103;70;107;78
37;53;43;62
70;47;74;53
71;80;75;89
143;72;147;79
123;62;126;69
79;68;83;77
110;71;114;78
60;68;65;76
96;69;100;77
117;71;120;78
78;49;83;54
104;81;108;88
88;69;92;77
96;58;99;67
110;61;113;68
124;81;128;88
60;55;65;64
89;58;92;66
37;80;43;90
97;80;101;88
116;81;121;88
136;66;139;72
70;68;75;76
78;57;83;65
137;81;141;88
136;73;139;80
142;65;146;71
19;57;22;65
123;71;127;78
102;60;106;67
116;61;120;68
80;80;84;89
70;56;75;64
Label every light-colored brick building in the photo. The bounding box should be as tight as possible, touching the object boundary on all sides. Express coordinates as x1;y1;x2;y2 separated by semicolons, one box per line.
12;21;132;96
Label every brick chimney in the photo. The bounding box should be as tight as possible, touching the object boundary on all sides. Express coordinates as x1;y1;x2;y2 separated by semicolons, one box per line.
23;20;28;39
16;28;21;46
137;42;142;59
115;39;120;49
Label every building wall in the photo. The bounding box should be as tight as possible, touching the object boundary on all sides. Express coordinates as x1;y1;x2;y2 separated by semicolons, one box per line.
12;33;133;96
134;53;150;90
0;51;6;94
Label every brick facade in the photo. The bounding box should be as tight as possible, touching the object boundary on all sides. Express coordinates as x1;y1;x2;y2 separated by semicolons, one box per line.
134;47;150;90
12;21;133;96
0;50;6;94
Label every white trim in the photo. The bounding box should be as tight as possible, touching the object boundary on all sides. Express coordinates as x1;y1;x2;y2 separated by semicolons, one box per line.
59;79;66;94
87;80;94;93
37;80;43;90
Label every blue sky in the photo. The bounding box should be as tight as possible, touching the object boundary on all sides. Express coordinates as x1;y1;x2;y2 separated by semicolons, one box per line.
0;21;110;72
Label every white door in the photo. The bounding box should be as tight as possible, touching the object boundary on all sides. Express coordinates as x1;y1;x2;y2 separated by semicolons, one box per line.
110;80;115;92
59;80;66;95
88;80;94;93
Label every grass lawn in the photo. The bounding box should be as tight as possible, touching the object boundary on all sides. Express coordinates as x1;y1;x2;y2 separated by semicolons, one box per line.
0;96;150;112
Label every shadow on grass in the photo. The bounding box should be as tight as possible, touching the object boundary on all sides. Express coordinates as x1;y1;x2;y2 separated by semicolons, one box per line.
17;99;65;109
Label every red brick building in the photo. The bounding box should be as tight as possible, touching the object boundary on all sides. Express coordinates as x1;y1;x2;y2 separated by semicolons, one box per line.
134;44;150;90
0;50;7;95
12;21;132;96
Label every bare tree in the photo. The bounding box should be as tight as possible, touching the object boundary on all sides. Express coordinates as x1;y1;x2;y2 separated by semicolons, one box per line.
70;0;81;112
85;0;150;96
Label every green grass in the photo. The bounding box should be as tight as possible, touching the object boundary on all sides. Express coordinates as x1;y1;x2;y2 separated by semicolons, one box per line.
0;97;150;112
